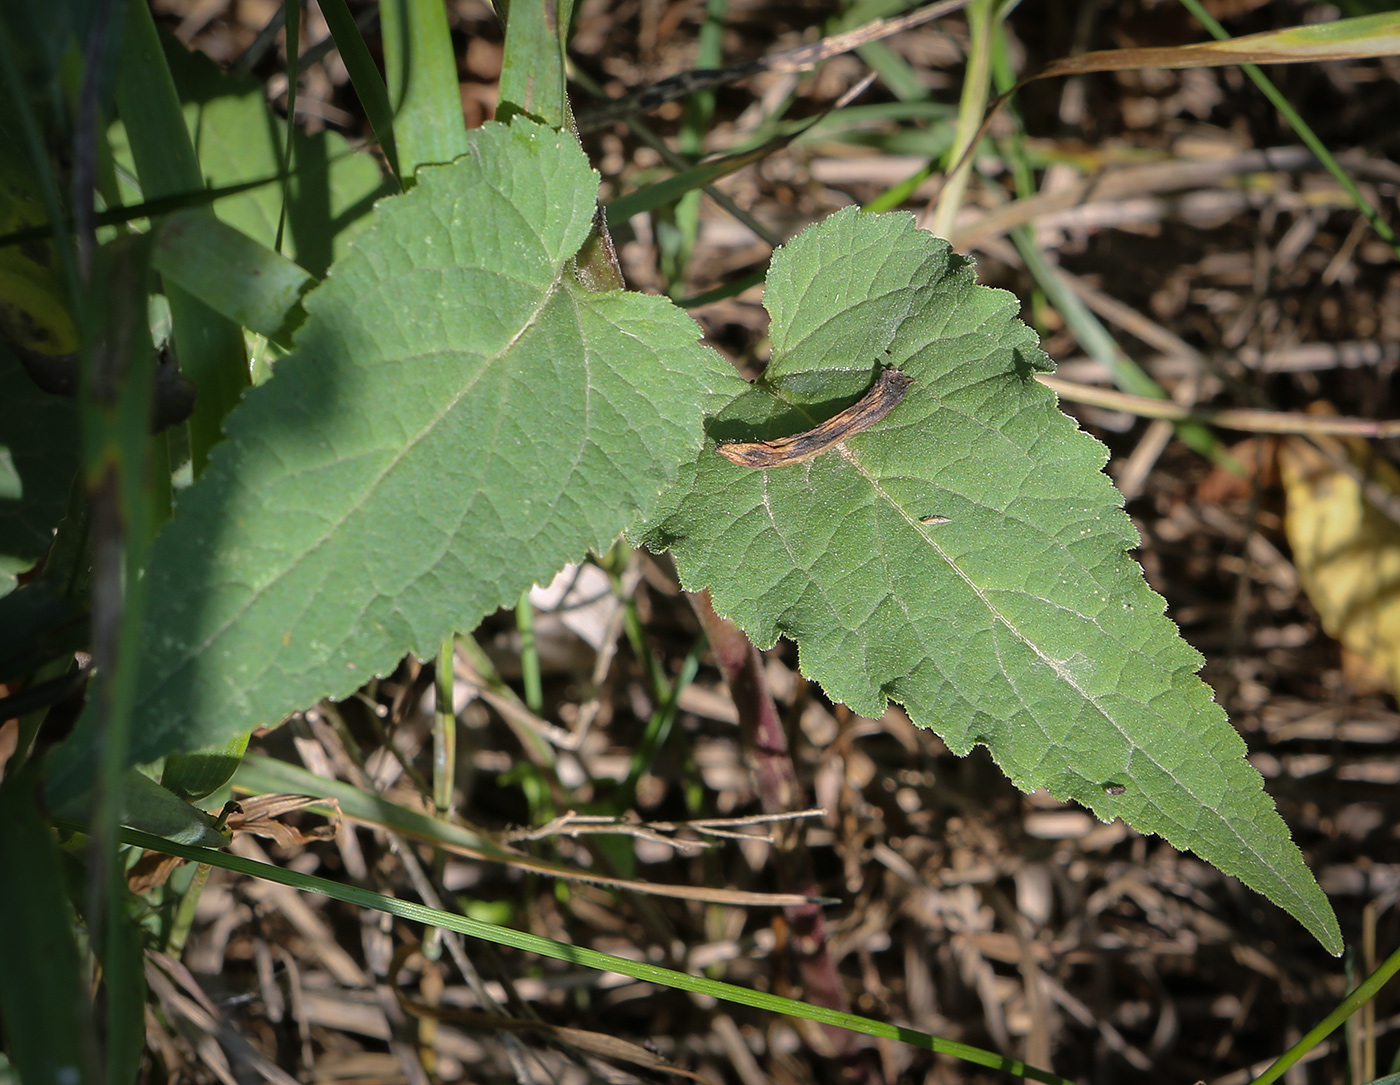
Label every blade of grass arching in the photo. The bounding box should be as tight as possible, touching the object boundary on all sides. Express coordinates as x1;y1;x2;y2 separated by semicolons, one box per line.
379;0;465;175
603;133;808;225
1251;942;1400;1085
742;98;958;154
318;0;400;182
496;0;574;128
572;64;782;249
863;160;936;212
856;39;931;101
0;173;297;250
116;823;1076;1085
115;0;248;476
675;267;765;308
598;66;878;271
1175;0;1399;257
151;211;315;346
574;58;780;245
843;103;960;212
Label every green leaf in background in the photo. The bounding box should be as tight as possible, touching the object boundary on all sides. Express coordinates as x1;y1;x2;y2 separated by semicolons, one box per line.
49;769;230;848
0;348;77;593
151;210;315;346
0;766;89;1085
637;207;1341;954
497;0;574;128
378;0;468;174
51;118;732;793
110;34;391;279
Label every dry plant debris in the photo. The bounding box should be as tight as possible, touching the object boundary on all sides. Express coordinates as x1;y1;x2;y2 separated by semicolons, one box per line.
137;0;1400;1082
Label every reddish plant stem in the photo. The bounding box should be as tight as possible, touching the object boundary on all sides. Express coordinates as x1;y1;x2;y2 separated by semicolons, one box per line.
687;590;879;1082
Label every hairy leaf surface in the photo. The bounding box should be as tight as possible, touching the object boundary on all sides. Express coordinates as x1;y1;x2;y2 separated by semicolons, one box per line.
638;207;1340;952
85;119;730;779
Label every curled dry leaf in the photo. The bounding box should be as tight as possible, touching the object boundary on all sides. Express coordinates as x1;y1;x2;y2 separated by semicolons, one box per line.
226;793;342;848
716;368;913;468
129;794;341;891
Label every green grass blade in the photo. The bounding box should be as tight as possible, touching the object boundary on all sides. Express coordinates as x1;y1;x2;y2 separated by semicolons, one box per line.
604;138;790;223
497;0;573;128
515;592;543;713
381;0;468;171
115;0;248;475
657;0;725;290
1175;0;1398;255
234;753;526;858
0;173;298;249
78;235;162;1085
675;267;765;308
103;888;146;1085
930;0;1003;238
117;822;1076;1085
1251;941;1400;1085
318;0;401;181
983;31;1227;466
275;0;300;253
433;637;457;817
840;0;936;101
151;211;315;345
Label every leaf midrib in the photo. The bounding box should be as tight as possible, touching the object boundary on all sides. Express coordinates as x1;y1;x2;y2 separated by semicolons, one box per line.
140;272;567;719
840;447;1302;888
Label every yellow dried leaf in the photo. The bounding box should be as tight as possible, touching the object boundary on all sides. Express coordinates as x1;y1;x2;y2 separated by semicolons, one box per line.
1279;431;1400;692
